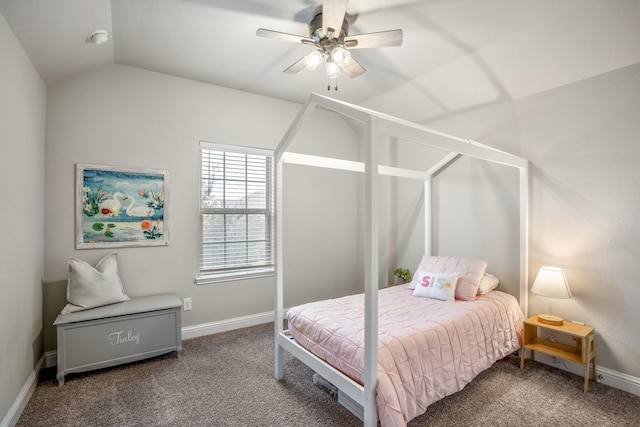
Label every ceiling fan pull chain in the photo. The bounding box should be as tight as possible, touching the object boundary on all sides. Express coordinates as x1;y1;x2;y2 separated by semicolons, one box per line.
327;77;339;91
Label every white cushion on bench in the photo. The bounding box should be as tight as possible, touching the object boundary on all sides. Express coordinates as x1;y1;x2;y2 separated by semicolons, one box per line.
62;253;130;314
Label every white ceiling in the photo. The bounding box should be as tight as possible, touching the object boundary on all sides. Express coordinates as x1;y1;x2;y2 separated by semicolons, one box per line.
2;0;640;122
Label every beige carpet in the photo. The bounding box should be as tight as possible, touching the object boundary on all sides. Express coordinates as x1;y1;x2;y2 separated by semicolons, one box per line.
17;322;640;426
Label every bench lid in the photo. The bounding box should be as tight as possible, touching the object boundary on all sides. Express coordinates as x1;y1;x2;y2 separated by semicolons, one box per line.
54;293;182;325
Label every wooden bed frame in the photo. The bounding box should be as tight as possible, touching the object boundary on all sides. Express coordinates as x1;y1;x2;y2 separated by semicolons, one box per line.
274;93;529;426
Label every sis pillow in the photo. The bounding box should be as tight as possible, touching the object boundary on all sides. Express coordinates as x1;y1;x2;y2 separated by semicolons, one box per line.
412;272;459;302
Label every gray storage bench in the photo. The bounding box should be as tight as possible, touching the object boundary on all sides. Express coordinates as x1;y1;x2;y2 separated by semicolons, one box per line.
54;293;183;386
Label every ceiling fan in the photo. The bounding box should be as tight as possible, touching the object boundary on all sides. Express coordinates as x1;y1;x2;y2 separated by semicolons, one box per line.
256;0;403;90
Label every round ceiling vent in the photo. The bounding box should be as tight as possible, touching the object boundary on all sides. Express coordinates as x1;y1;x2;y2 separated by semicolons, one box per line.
87;30;109;45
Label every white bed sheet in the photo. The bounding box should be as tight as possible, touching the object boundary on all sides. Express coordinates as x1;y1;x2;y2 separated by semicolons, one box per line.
287;285;524;427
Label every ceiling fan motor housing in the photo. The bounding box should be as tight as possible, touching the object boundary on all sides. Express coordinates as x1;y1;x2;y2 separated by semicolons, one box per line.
309;13;349;42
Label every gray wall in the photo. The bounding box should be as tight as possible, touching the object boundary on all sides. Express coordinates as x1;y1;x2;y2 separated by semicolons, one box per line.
389;135;522;296
42;64;362;351
522;63;640;377
395;63;640;379
0;12;46;422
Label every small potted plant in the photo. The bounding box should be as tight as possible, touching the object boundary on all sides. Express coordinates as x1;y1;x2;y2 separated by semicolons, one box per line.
393;268;411;285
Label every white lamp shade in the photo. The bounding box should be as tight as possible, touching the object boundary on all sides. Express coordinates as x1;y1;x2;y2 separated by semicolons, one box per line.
531;266;572;299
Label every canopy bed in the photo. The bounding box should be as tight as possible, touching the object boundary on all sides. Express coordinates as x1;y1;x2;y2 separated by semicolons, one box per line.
274;94;529;427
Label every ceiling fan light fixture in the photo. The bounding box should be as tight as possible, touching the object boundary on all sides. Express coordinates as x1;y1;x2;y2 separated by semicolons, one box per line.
331;46;351;67
326;60;341;79
303;50;323;71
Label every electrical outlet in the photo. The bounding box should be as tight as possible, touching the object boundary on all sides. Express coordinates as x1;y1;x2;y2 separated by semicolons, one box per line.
183;297;192;311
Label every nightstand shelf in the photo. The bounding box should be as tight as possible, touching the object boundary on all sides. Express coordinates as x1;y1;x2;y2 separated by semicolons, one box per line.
520;315;596;392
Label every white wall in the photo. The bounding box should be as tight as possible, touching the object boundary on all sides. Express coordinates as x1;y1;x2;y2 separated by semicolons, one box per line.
43;64;361;349
0;12;46;423
521;63;640;378
409;63;640;379
378;126;522;295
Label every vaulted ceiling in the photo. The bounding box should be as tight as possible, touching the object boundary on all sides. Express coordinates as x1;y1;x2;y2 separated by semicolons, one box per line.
2;0;639;122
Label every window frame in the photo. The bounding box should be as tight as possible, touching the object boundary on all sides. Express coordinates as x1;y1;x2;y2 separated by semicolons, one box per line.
196;141;275;285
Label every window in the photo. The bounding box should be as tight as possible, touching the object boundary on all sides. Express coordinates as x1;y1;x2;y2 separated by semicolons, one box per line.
197;142;274;283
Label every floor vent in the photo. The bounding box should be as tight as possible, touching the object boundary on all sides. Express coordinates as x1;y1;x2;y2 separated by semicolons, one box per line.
312;373;364;420
312;373;338;399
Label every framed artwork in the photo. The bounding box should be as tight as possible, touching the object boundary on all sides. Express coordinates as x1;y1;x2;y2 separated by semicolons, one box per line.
76;164;169;249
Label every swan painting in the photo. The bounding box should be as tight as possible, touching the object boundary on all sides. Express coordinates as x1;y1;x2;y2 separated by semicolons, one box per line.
99;192;124;216
122;196;155;217
79;164;167;248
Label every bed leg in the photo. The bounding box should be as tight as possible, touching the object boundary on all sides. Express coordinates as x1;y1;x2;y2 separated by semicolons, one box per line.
364;405;377;427
275;342;285;380
363;387;377;427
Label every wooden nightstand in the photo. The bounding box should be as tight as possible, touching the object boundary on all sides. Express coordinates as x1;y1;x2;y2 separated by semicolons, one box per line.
520;315;596;392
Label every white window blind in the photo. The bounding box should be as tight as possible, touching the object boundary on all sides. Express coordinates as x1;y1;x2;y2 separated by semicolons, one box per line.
199;143;274;282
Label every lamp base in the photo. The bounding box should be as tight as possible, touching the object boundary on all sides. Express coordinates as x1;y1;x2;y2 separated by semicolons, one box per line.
537;314;564;326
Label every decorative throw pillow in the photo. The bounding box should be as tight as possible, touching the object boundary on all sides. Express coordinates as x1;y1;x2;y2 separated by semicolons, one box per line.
477;273;500;295
61;253;130;314
407;256;487;301
412;272;459;301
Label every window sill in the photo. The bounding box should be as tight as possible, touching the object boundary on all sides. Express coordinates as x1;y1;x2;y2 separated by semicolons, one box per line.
195;268;274;285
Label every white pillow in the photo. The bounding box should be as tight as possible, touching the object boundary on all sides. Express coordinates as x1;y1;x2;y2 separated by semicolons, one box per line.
407;256;487;301
412;271;459;302
61;253;130;314
478;273;500;295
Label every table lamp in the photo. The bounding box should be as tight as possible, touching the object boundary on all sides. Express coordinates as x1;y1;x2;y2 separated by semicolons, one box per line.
531;266;572;325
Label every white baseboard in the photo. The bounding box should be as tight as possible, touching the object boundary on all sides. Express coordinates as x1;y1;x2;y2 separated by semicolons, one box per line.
531;353;640;396
0;355;45;427
181;310;274;340
45;351;57;369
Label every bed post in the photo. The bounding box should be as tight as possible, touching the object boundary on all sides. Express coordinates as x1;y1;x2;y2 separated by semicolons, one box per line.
424;177;432;256
424;152;461;257
275;150;285;380
519;162;530;317
273;98;318;381
363;118;380;427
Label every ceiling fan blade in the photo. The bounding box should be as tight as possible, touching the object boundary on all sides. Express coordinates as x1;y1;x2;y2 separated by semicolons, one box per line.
256;28;314;45
322;0;348;38
344;29;403;49
340;57;366;79
283;57;307;74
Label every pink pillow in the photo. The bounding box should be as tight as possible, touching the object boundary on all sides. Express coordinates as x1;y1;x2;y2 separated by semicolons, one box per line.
406;256;487;301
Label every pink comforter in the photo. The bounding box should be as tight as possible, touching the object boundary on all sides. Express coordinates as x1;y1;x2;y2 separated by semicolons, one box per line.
287;286;524;427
